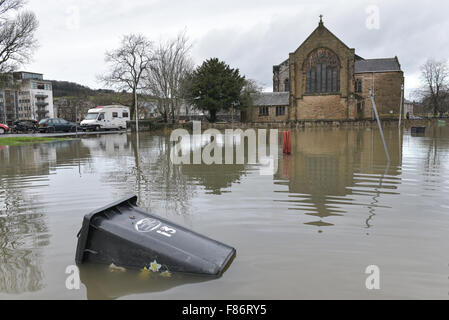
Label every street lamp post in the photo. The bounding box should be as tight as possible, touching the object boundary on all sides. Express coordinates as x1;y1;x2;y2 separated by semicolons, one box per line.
75;104;78;137
398;84;404;128
135;89;139;133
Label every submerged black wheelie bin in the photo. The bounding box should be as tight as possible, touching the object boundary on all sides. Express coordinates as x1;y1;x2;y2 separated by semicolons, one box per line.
76;195;236;276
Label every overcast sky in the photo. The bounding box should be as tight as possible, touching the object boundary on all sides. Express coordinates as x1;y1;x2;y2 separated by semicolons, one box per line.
24;0;449;100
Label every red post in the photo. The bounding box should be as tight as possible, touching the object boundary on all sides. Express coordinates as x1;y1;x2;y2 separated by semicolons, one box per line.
282;131;286;154
283;131;291;155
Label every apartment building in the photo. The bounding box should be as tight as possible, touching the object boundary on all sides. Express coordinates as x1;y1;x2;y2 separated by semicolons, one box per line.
0;71;54;125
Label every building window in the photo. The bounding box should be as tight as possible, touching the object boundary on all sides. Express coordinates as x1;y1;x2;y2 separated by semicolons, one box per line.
112;112;118;118
276;106;286;116
284;79;290;92
32;82;48;90
123;112;129;118
259;106;269;117
355;79;362;93
357;101;364;112
305;48;340;94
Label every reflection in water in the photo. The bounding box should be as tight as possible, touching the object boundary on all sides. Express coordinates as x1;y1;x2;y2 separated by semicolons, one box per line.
0;213;48;294
365;162;391;229
181;164;248;195
1;125;449;299
80;133;198;217
0;144;56;294
174;132;266;195
79;264;211;300
275;128;402;229
128;134;197;216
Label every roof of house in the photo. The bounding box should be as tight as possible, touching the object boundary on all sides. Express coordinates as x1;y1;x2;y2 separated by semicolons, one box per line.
252;92;290;106
355;58;402;73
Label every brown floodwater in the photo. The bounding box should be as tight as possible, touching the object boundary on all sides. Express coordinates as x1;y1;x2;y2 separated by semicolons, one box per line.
0;124;449;300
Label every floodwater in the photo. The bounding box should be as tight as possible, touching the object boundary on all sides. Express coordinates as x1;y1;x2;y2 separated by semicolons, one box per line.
0;123;448;300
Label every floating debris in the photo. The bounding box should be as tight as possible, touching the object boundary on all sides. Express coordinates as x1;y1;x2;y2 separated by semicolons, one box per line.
139;267;152;280
109;263;126;273
149;260;162;273
160;271;172;278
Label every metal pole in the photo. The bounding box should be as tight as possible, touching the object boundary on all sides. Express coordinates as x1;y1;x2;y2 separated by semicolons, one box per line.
398;84;404;128
1;97;5;124
372;73;375;120
75;104;78;138
135;89;140;150
1;91;5;124
369;89;391;162
134;89;139;133
232;103;234;130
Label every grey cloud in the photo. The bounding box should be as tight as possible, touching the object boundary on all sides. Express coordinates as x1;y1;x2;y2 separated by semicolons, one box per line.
24;0;449;99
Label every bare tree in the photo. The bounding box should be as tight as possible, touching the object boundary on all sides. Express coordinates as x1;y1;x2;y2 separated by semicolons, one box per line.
144;32;193;123
0;0;22;17
240;79;262;106
100;34;153;120
419;59;449;117
0;0;38;73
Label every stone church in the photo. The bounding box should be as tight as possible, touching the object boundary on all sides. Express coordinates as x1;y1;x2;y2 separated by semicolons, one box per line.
245;17;404;123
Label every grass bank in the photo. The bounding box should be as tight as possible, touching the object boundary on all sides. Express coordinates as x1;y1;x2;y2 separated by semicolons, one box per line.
0;137;72;146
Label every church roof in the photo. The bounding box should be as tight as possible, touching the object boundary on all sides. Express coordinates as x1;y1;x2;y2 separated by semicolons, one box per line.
292;19;353;55
355;58;402;73
252;92;289;106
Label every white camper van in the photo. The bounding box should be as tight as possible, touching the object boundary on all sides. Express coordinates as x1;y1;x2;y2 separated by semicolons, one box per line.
81;105;130;131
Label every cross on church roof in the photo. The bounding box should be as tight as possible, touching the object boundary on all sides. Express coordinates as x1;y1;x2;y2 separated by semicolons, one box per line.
319;14;324;26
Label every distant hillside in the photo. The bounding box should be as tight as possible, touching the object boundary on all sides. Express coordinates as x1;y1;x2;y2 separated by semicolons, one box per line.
51;80;114;98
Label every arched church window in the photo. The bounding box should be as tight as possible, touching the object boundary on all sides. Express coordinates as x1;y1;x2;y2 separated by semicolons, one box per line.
305;48;340;94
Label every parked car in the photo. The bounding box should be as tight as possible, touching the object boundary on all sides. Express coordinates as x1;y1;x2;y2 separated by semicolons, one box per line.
13;119;38;133
0;123;9;134
38;118;79;133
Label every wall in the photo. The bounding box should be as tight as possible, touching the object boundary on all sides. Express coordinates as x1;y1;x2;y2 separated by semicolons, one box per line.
288;23;357;121
245;105;289;123
355;71;404;119
296;95;352;120
273;60;290;92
